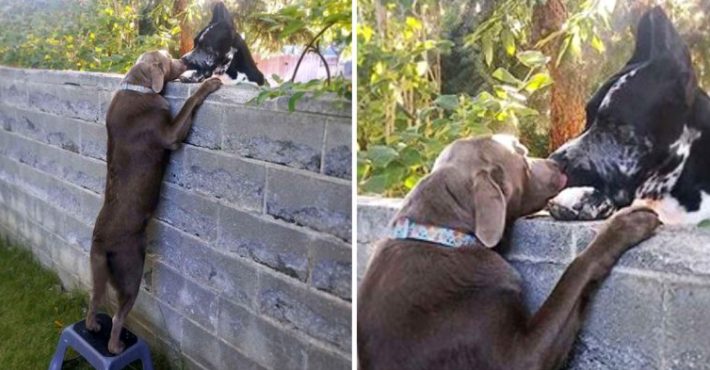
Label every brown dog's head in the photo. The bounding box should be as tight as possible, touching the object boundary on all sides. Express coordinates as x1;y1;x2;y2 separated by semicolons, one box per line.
397;135;566;247
124;50;187;93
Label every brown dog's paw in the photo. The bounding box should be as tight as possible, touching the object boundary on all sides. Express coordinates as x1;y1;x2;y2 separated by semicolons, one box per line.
108;339;125;354
604;205;661;247
85;318;101;332
200;76;223;94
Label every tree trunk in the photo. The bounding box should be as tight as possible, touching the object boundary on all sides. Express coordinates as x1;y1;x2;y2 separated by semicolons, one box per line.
174;0;194;55
532;0;586;153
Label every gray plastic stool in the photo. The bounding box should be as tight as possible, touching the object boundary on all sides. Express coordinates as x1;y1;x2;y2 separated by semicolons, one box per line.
48;313;153;370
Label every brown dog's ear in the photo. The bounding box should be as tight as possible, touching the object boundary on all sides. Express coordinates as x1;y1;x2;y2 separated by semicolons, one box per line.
149;63;164;93
472;171;506;248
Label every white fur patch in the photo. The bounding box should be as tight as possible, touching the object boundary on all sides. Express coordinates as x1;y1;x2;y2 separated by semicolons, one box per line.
179;69;199;80
600;68;639;109
636;126;701;198
199;25;215;42
551;186;596;209
633;192;710;225
548;186;615;220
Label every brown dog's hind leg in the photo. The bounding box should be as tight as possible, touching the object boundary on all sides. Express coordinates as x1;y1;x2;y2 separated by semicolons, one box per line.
106;252;144;354
86;251;108;332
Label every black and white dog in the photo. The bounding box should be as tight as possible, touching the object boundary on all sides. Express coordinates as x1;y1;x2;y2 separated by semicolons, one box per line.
549;6;710;225
180;1;265;85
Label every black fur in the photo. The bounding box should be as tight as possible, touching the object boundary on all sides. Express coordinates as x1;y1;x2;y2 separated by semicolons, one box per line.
549;6;710;220
180;1;264;85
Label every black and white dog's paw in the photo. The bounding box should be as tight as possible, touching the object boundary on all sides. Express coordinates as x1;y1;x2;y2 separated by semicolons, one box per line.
548;187;616;221
179;69;205;83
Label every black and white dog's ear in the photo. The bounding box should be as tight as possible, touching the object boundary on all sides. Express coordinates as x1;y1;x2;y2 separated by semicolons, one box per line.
631;6;697;104
210;1;234;28
632;7;690;64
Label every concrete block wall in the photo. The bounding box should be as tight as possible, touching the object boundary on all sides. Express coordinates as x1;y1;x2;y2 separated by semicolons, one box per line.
358;196;710;370
0;66;352;370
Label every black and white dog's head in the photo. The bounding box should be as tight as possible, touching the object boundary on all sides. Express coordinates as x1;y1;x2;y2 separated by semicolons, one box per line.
549;7;710;224
180;1;265;85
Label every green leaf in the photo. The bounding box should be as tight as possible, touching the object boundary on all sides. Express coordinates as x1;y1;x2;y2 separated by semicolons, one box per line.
280;19;305;38
367;145;398;168
434;94;459;110
288;91;306;111
361;174;387;193
699;220;710;228
399;146;422;166
491;68;521;85
502;29;515;56
524;72;553;93
516;50;548;68
482;35;493;66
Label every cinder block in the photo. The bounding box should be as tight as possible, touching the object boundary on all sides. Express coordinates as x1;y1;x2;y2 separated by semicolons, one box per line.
222;107;325;172
266;168;351;242
97;90;113;123
80;122;107;161
176;101;223;149
147;220;260;309
165;145;187;185
306;344;350;370
130;290;184;342
267;94;351;118
355;197;401;243
62;214;94;253
357;242;373;281
155;184;220;242
218;205;309;281
323;118;351;179
13;108;81;153
181;317;221;370
0;79;28;107
665;282;710;369
207;85;259;105
60;152;106;194
616;227;710;279
153;263;219;332
505;217;575;263
28;83;100;122
257;271;351;351
567;272;664;369
0;103;19;132
219;340;266;370
218;297;307;369
0;155;20;184
164;82;193;99
309;237;351;300
509;260;564;313
183;146;265;211
22;69;121;90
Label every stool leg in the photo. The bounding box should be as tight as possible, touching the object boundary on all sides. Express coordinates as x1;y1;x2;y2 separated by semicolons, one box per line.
139;344;154;370
48;336;69;370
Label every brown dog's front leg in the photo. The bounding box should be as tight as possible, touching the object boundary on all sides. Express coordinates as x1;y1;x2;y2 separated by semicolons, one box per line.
516;206;660;370
160;77;223;150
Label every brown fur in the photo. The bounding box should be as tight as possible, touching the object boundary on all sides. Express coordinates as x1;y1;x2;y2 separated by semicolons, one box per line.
358;136;660;370
85;50;222;354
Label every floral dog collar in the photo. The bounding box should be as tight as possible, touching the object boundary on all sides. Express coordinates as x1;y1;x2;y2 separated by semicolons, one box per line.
390;218;478;248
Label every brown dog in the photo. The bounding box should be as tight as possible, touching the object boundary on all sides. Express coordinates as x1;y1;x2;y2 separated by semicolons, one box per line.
358;136;660;370
85;50;222;354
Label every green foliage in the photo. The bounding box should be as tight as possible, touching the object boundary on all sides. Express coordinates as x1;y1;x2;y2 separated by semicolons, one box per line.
246;0;353;107
0;0;186;73
357;0;560;196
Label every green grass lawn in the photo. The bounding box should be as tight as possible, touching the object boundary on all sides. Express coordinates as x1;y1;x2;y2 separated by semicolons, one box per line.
0;242;169;369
